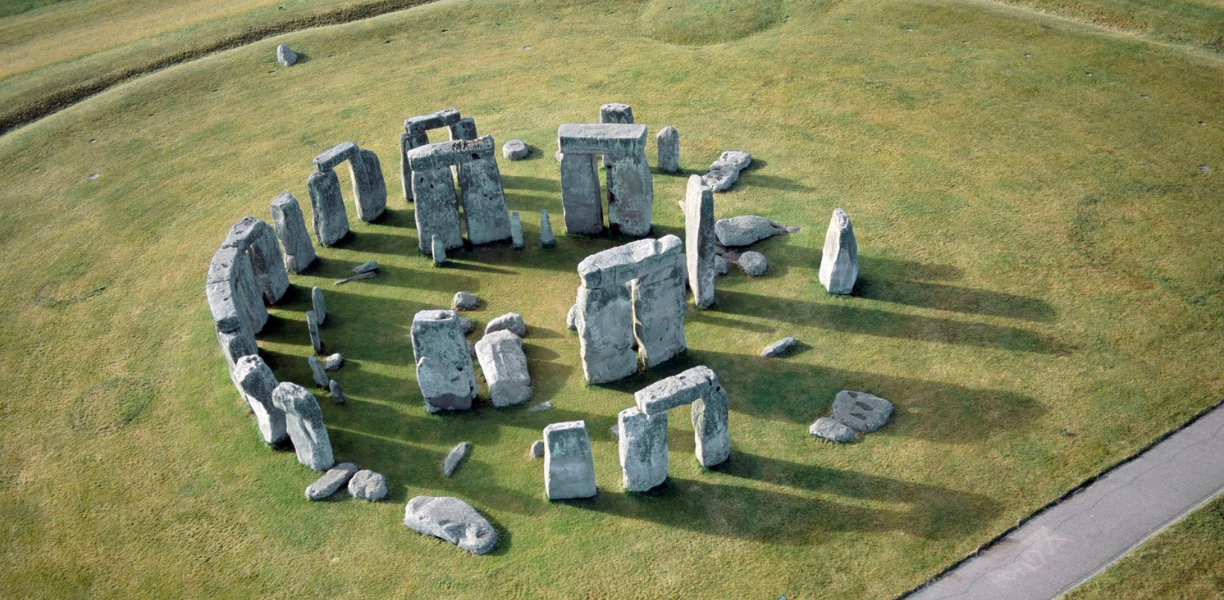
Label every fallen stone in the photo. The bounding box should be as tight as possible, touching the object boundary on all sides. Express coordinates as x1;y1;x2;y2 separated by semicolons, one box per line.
715;215;790;247
832;390;894;433
503;139;529;160
404;496;498;555
328;379;346;405
334;271;377;285
761;337;797;358
311;286;326;325
276;44;297;67
232;355;287;445
306;310;322;354
527;401;554;412
818;208;858;295
432;235;448;266
307;356;329;388
530;440;545;459
510;211;524;250
475;330;532;407
657;126;679;174
442;442;471;477
485;312;526;337
810;417;856;443
271;382;335;471
353;260;379;274
453;291;479;311
324;353;343;371
544;420;597;500
702;150;753;192
348;469;388;501
565;304;577;331
305;462;358;500
738;251;768;276
540;210;556;248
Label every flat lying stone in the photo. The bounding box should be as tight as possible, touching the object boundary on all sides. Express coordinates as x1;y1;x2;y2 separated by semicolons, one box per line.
475;330;532;407
761;337;797;358
305;462;358;500
404;496;498;555
353;260;379;274
715;215;790;247
832;390;894;433
503;139;529;160
738;251;768;276
442;442;471;477
453;291;480;311
527;401;554;412
485;312;526;337
635;365;719;415
324;353;343;371
718;151;752;171
314;142;358;172
276;44;297;67
810;417;856;443
348;469;388;501
405;136;495;170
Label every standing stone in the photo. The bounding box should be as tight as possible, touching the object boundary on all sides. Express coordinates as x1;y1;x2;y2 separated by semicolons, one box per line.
311;286;326;325
544;420;597;500
271;382;335;471
475;330;532;407
618;407;668;492
509;212;524;250
559;153;603;235
412;166;463;254
458;154;513;246
305;462;359;500
328;379;346;405
737;251;769;277
599;103;634;168
692;384;730;468
307;169;349;246
306;310;322;354
484;312;526;337
819;208;858;294
810;417;856;443
442;442;471;477
605;152;654;237
270;193;316;273
307;356;329;388
348;470;388;501
404;496;498;555
540;210;556;248
232;355;287;445
565;304;577;331
448;117;478;141
276;44;296;67
657;126;679;174
503;139;529;160
400;131;428;202
831;390;893;433
684;175;715;308
431;235;448;266
530;440;545;458
411;310;477;413
574;284;636;384
349;148;387;223
631;251;687;368
223;217;290;305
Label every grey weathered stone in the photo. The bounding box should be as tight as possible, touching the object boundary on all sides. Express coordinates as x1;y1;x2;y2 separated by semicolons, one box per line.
527;401;553;412
718;150;752;171
307;355;329;388
715;255;729;276
610;426;619;439
692;385;730;467
657;126;679;174
458;152;512;246
314;142;359;172
574;284;636;384
565;304;577;331
485;312;526;337
405;108;462;135
411;310;477;413
207;246;265;340
684;175;715;308
818;208;858;295
271;382;335;471
761;337;797;358
702;151;752;192
618;406;668;492
503;139;529;160
606;152;654;236
400;131;427;202
530;440;545;459
635;365;720;415
631;252;687;368
348;469;388;501
406;135;495;170
599;103;635;168
467;340;476;358
558;123;652;235
738;251;768;277
540;210;556;248
810;417;856;443
577;235;683;289
404;496;498;555
475;330;532;407
307;168;349;247
457;316;474;335
270;193;316;273
305;462;358;500
442;442;471;477
559;153;602;235
353;260;379;274
509;212;524;250
544;420;597;500
276;44;297;67
324;353;343;370
334;271;376;285
412;165;464;254
453;291;479;311
222;217;290;305
349;148;387;222
328;379;346;405
311;286;326;325
306;310;322;354
715;215;789;247
232;355;287;445
448;117;478;141
832;390;893;433
216;328;258;375
431;235;447;266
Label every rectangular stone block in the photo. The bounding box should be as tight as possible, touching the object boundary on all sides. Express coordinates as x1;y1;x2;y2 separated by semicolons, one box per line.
576;235;682;290
307;169;349;247
405;108;461;134
635;365;718;416
233;354;287;445
693;386;729;467
272;382;335;471
216;326;257;374
313;141;358;172
618;407;667;492
349;148;387;222
575;284;637;384
558;123;648;156
411;309;477;413
606;152;653;237
474;330;532;407
224;217;289;305
544;420;597;500
449;117;478;141
406;136;495;171
458;157;512;245
270;193;316;273
400;131;429;202
632;251;686;368
411;166;464;255
560;153;603;235
684;175;716;308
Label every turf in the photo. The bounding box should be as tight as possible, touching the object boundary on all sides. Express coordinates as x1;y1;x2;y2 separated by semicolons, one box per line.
0;0;1222;597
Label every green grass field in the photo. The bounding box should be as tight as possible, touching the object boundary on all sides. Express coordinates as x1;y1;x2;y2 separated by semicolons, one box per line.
0;0;1222;597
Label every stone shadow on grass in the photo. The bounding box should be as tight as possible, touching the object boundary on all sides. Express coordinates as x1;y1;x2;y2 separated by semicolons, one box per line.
856;256;1056;323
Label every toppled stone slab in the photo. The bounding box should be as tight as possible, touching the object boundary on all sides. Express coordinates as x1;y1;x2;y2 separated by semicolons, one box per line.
503;139;529;160
819;208;858;295
353;260;379;274
702;151;752;192
324;353;343;371
307;356;329;388
348;469;388;501
475;330;532;407
306;462;358;500
485;312;526;337
328;379;346;405
311;287;326;325
442;442;471;477
715;215;791;247
557;123;648;156
271;382;335;471
832;390;894;433
276;44;297;67
540;210;556;248
527;401;554;412
738;251;768;276
270;193;316;273
232;355;287;445
544;420;597;500
530;440;545;459
411;310;477;413
404;496;498;555
453;291;480;311
810;417;856;443
761;337;797;358
334;271;376;285
657;126;679;174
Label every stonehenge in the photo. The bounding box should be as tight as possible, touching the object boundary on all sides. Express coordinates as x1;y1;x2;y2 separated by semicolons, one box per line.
307;141;387;246
271;382;336;471
819;208;858;294
410;310;477;413
761;337;797;358
405;135;512;254
544;420;597;500
657;126;679;173
617;407;668;492
232;355;287;445
404;496;498;555
474;330;532;407
631;365;730;473
684;175;716;308
715;215;792;247
206;216;290;372
703;150;752;192
269;193;316;273
573;235;687;384
400;108;468;201
557;123;654;236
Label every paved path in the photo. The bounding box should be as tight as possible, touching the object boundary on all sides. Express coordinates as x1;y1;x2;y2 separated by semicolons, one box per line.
906;403;1224;600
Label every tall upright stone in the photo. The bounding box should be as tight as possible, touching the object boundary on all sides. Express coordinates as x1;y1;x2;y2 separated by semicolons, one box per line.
692;384;730;468
307;310;322;354
618;407;668;492
270;193;316;273
271;382;335;471
431;235;447;266
573;284;636;384
509;212;524;250
349;148;387;222
311;287;326;325
684;175;716;308
657;126;679;174
631;251;687;368
559;153;603;234
599;103;634;168
544;420;597;500
540;210;556;248
232;355;287;445
411;310;477;413
411;166;463;255
307;169;349;246
223;217;289;305
400;131;428;202
458;151;512;244
606;152;654;236
818;208;858;294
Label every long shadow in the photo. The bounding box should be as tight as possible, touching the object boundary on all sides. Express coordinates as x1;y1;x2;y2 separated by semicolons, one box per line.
854;255;1056;322
733;158;816;193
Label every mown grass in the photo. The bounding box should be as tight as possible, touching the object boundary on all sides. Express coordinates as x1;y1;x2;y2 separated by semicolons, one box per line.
0;0;1221;597
999;0;1224;53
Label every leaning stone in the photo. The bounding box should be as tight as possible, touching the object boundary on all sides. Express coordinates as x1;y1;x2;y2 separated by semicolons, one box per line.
565;304;577;331
684;175;716;308
232;355;287;445
271;382;335;471
475;330;532;407
618;406;668;492
453;291;479;311
306;310;322;354
530;440;545;459
657;126;679;173
527;401;554;412
810;417;856;443
540;210;556;248
411;310;477;413
738;251;768;276
544;420;597;500
307;356;328;388
404;496;498;555
485;312;526;337
503;139;529;160
313;142;359;172
305;462;358;500
761;337;797;358
328;379;346;405
714;215;790;247
832;390;893;433
818;208;858;295
276;44;297;67
431;235;448;266
509;212;524;250
270;193;316;273
311;286;326;325
442;442;471;477
348;470;388;501
307;169;348;246
353;260;379;274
